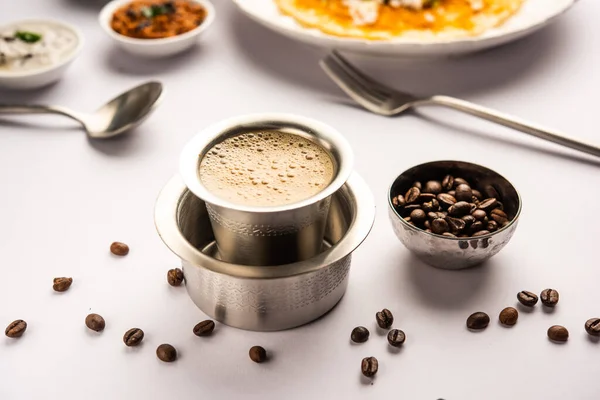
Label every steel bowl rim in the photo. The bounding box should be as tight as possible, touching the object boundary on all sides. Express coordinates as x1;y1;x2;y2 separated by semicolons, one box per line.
155;171;375;280
387;160;522;241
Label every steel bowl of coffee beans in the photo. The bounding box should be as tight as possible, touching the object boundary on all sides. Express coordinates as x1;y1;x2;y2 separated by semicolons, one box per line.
155;172;375;331
388;161;522;270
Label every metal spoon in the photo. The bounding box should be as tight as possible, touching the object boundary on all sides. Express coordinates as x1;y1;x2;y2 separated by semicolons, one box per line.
0;81;164;139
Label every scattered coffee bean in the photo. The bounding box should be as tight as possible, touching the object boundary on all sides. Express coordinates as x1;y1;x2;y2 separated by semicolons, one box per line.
193;320;215;337
351;326;370;343
517;291;538;307
249;346;267;363
387;329;406;347
110;242;129;256
585;318;600;336
156;344;177;362
431;218;449;234
123;328;144;346
361;357;378;378
499;307;518;326
376;309;394;329
53;277;73;292
547;325;569;342
455;184;473;202
540;289;559;307
405;187;420;204
410;209;427;225
442;175;454;191
85;314;105;332
167;268;184;287
467;312;490;330
423;180;442;194
5;319;27;338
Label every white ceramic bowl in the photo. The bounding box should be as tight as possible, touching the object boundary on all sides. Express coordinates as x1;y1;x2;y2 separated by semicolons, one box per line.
99;0;215;58
0;19;83;90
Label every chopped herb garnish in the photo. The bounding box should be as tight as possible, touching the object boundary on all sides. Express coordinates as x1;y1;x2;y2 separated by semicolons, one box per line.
141;3;176;18
15;31;42;44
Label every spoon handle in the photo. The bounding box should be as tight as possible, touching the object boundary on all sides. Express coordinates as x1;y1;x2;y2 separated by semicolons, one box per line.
0;104;83;124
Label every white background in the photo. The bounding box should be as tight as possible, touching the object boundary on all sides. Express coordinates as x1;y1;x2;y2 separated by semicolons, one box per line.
1;1;599;399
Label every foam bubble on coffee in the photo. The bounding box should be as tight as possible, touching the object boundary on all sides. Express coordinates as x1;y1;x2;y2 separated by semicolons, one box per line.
199;130;335;206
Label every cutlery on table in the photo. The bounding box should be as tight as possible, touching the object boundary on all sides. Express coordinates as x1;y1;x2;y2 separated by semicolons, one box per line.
0;81;164;139
320;51;600;158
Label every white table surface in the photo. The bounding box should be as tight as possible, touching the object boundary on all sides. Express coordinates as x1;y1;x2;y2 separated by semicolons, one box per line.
1;1;599;399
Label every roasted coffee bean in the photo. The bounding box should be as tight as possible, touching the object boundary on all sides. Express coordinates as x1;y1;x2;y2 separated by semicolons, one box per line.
472;189;483;200
376;309;394;329
395;195;406;207
387;329;406;347
249;346;267;363
424;220;431;229
361;357;378;378
418;193;437;203
53;277;73;292
585;318;600;336
430;198;440;210
447;190;456;197
110;242;129;256
403;217;411;222
472;210;487;221
448;201;471;217
392;196;399;207
461;215;476;226
442;175;454;191
85;314;105;332
486;221;499;232
410;209;427;225
422;201;435;213
453;177;468;188
483;185;500;199
490;209;508;225
499;307;518;326
446;217;466;234
423;180;442;194
471;230;490;237
431;218;449;234
467;312;490;330
402;204;422;215
471;196;480;204
405;187;421;204
541;289;559;307
351;326;370;343
157;344;177;362
424;228;432;232
455;184;473;202
517;291;538;307
428;211;446;220
5;320;27;338
469;203;478;214
547;325;569;342
193;320;216;336
442;232;456;238
123;328;144;346
478;198;498;213
167;268;184;287
437;193;457;208
412;181;422;190
470;221;484;233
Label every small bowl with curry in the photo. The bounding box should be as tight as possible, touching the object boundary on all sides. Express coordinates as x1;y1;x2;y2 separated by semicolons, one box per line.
99;0;215;58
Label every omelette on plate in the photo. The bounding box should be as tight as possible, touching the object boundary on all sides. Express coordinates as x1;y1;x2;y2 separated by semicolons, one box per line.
274;0;525;40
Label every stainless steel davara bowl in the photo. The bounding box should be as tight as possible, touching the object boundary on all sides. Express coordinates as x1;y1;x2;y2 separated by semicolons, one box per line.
155;172;375;331
388;161;522;270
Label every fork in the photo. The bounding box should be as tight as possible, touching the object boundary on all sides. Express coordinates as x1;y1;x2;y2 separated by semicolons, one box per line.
320;51;600;158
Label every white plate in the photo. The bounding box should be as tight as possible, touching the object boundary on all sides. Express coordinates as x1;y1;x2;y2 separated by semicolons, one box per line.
232;0;578;57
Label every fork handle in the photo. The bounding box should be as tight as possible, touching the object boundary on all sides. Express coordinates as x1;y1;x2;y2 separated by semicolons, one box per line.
426;95;600;158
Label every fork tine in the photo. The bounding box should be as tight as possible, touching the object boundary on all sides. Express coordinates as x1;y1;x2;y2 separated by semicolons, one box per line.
330;50;395;97
320;56;390;115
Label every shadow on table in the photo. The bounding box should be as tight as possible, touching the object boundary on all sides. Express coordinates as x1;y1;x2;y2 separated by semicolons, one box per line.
103;46;204;76
399;251;497;310
230;7;565;98
60;0;107;11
